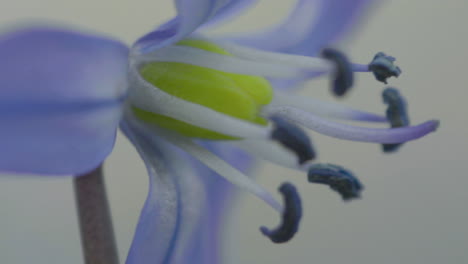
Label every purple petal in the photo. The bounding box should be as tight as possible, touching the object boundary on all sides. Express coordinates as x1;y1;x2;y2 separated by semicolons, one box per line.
172;143;255;264
203;0;258;28
0;27;128;175
184;141;256;264
123;118;214;264
230;0;378;56
135;0;253;54
122;121;179;264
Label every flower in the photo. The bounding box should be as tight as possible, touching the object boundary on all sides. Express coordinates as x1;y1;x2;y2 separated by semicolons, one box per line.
0;0;439;263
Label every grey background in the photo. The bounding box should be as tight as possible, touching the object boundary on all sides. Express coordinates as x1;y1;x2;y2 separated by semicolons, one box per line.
0;0;467;263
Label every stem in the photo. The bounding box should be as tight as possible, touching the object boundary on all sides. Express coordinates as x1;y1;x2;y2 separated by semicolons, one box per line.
74;165;119;264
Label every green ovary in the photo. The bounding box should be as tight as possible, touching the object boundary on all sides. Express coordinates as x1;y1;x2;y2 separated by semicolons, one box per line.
133;39;273;140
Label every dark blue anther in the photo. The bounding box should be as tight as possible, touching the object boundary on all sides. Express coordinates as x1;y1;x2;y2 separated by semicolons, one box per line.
307;164;363;201
321;48;354;97
271;116;316;164
368;52;402;84
382;87;410;152
260;182;302;243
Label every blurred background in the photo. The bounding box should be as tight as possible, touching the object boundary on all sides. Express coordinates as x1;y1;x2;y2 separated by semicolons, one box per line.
0;0;467;263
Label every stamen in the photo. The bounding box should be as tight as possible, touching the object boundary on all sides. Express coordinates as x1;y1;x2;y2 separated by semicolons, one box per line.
210;39;333;71
144;120;283;212
270;116;316;164
368;52;402;84
270;92;388;123
137;45;309;78
321;48;354;96
382;87;409;152
308;164;363;201
210;39;372;77
264;105;439;143
233;139;309;170
260;182;302;243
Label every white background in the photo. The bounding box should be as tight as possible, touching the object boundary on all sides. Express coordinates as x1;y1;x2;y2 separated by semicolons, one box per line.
0;0;467;263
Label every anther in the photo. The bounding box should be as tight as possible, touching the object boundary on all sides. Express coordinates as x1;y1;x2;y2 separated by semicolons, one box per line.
307;164;363;201
382;87;409;152
368;52;402;84
260;182;302;243
270;116;316;164
321;48;354;97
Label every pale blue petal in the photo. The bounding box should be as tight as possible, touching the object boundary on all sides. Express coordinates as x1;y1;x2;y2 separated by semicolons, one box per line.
203;0;258;28
181;141;256;264
135;0;253;54
123;118;211;264
288;0;378;56
0;26;128;175
122;120;179;264
166;142;254;264
230;0;378;56
164;145;210;264
157;141;255;264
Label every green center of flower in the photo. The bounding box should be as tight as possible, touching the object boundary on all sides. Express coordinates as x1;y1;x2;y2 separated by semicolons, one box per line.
133;39;273;140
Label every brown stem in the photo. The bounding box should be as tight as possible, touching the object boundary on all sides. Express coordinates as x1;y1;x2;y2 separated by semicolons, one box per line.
74;165;119;264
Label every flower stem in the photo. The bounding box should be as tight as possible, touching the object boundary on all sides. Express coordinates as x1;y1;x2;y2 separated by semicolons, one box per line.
74;165;119;264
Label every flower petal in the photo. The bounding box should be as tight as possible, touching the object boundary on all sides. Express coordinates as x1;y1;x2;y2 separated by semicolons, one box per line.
230;0;378;56
135;0;250;54
122;116;258;264
203;0;258;27
0;26;128;175
163;146;208;264
122;121;179;264
183;141;256;263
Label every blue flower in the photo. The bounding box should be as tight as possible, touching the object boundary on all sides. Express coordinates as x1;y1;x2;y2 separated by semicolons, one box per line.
0;0;439;263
